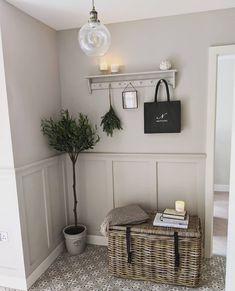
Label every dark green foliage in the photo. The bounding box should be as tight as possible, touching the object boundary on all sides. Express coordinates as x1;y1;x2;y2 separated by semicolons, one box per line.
41;110;99;162
100;105;122;137
41;110;99;228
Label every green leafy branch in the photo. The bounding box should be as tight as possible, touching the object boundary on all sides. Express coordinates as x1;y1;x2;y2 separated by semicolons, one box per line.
100;84;123;137
101;105;122;136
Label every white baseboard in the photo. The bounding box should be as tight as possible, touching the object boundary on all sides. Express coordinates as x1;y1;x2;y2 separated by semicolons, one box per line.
87;235;108;246
26;242;64;289
0;275;27;291
214;184;230;192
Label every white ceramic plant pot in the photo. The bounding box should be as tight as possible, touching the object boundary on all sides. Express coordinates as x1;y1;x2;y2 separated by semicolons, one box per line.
63;224;87;255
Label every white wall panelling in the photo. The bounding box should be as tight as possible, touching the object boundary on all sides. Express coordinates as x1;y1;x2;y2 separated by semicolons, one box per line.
113;160;157;209
0;169;27;290
16;155;68;280
87;235;108;246
158;161;205;220
75;153;205;237
77;159;114;236
26;241;64;289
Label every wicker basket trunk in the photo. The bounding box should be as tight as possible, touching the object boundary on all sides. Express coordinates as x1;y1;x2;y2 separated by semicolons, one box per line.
108;213;202;287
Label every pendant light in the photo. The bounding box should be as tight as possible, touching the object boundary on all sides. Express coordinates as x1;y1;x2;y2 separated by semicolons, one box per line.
78;0;111;57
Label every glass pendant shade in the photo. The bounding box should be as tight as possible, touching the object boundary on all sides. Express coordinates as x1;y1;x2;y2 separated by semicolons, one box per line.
78;1;111;57
79;22;111;57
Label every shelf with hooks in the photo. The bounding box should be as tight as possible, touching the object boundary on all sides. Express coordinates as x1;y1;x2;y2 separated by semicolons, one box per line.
85;70;177;94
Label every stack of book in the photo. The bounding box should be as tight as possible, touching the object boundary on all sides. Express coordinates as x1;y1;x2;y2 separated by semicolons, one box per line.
153;208;189;229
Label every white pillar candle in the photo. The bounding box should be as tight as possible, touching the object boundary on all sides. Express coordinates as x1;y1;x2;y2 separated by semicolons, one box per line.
110;64;119;73
175;200;185;212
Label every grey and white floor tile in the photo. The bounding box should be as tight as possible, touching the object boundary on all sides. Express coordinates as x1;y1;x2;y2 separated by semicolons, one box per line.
0;245;226;291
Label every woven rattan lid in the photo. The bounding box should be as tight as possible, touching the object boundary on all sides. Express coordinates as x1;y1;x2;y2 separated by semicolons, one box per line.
109;211;201;238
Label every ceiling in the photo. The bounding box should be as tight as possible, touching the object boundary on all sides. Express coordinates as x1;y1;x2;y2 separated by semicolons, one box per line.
6;0;235;31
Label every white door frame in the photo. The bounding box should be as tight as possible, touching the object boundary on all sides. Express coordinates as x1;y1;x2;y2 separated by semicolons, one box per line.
205;44;235;258
225;60;235;290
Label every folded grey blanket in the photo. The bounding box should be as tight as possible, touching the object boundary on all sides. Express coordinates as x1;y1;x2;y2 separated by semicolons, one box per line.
100;204;149;237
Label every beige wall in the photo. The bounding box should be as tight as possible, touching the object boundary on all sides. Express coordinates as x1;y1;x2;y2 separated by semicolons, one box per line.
0;0;61;168
58;9;235;237
58;8;235;155
0;26;14;168
0;24;26;290
0;4;235;288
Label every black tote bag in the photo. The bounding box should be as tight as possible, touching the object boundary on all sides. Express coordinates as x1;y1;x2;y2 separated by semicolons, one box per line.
144;79;181;133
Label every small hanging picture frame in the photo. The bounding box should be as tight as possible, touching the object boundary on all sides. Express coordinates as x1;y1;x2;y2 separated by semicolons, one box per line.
122;82;138;109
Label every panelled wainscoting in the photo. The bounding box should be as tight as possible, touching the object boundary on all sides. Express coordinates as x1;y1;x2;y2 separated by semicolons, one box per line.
10;153;206;289
71;153;206;245
15;155;68;288
0;168;27;290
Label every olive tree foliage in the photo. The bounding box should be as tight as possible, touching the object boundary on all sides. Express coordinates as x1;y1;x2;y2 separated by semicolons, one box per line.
41;110;99;228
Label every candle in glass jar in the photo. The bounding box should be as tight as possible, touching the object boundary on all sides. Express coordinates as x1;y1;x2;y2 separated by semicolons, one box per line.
175;200;185;212
99;62;108;72
111;64;119;73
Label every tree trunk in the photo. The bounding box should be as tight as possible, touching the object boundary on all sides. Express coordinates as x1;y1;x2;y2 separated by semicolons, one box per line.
72;160;78;228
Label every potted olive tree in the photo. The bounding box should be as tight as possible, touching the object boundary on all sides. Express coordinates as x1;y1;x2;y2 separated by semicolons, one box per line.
41;110;99;255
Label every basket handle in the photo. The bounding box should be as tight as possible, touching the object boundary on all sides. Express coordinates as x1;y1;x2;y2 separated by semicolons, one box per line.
174;232;180;268
126;227;133;264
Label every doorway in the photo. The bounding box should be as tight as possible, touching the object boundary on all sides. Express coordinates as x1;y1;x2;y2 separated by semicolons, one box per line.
206;44;235;291
213;55;235;256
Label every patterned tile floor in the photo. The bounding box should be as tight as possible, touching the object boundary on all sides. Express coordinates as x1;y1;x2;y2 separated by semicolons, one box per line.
1;245;226;291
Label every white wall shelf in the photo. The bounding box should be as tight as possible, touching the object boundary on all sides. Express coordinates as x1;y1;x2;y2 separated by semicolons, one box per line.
85;70;177;93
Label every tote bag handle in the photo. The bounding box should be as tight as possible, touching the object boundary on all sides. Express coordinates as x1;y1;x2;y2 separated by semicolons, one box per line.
154;79;170;103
